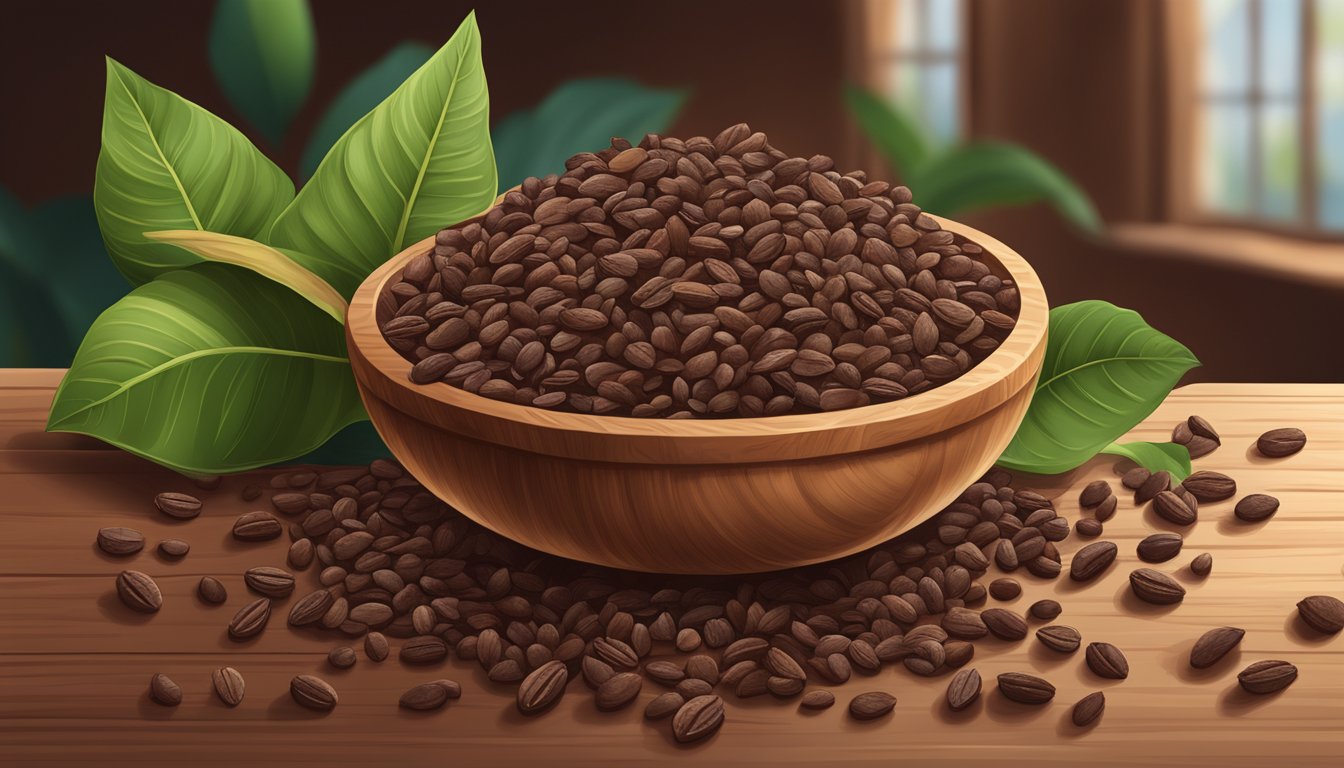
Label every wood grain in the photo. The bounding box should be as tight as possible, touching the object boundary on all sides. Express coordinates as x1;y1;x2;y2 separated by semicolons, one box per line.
346;215;1051;572
1;371;1341;767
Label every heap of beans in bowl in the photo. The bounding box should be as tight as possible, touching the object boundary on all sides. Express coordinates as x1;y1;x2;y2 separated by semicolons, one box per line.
378;124;1020;418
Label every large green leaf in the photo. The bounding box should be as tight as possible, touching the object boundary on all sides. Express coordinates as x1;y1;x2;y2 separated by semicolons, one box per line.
94;58;295;285
1099;441;1193;482
0;187;70;366
47;262;364;475
996;301;1199;475
494;77;687;191
32;196;130;352
268;12;496;290
209;0;316;145
908;143;1101;231
144;230;347;323
843;84;931;178
299;42;434;182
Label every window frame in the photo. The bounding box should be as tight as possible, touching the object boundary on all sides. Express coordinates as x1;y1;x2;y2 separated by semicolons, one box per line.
1171;0;1338;240
846;0;970;167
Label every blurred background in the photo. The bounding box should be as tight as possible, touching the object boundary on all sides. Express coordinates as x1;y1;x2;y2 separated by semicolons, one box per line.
1;0;1341;382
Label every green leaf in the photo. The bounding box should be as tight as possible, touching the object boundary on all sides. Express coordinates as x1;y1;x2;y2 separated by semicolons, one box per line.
0;187;72;366
268;12;496;291
907;143;1101;231
144;230;348;323
299;42;434;182
31;196;130;351
209;0;316;145
47;262;364;475
493;77;687;191
94;58;295;285
843;84;931;178
1099;441;1193;482
996;301;1199;476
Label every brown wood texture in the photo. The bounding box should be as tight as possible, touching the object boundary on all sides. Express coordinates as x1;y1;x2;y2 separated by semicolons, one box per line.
346;215;1050;572
1;371;1341;767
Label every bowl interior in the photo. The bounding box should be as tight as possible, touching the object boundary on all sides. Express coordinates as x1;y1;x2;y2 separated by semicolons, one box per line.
348;214;1048;466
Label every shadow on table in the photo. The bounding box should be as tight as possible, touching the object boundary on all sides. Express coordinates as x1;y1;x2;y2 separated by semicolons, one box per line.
1217;684;1286;716
266;691;333;720
96;588;156;626
1111;581;1186;617
1283;612;1336;646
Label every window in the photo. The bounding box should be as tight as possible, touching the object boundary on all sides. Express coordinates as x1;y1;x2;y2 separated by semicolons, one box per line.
1195;0;1343;231
861;0;966;148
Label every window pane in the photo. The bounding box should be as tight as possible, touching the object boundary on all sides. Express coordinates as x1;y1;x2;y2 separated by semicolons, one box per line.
1259;0;1300;97
1320;0;1344;228
1199;103;1254;214
886;62;959;149
897;0;924;51
926;0;961;53
1259;103;1300;220
922;63;960;145
1201;0;1251;94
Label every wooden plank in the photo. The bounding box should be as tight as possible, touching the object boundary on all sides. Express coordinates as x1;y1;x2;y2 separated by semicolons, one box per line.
0;372;1341;766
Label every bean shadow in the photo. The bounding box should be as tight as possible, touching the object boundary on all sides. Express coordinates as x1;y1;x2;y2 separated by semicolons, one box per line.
90;540;143;566
135;690;179;720
1052;571;1110;595
96;588;156;625
1216;514;1269;536
214;622;268;651
153;545;190;564
394;704;455;721
931;690;983;723
1177;562;1210;582
1113;582;1182;617
1217;683;1285;716
1027;639;1077;669
982;689;1053;724
265;691;332;720
798;699;833;717
1054;703;1104;738
1283;612;1336;646
204;689;239;711
1242;444;1280;466
1164;638;1240;683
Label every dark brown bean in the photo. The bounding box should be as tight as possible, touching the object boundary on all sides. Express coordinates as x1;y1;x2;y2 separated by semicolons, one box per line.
1072;691;1105;727
1256;428;1306;457
1129;568;1185;605
1190;627;1244;669
1297;595;1344;634
1234;494;1279;522
997;672;1055;704
1237;660;1297;694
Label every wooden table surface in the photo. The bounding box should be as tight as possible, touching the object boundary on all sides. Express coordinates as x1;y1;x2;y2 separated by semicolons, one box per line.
1;369;1340;767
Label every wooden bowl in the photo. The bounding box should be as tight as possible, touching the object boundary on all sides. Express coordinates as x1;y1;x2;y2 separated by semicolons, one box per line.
347;215;1048;574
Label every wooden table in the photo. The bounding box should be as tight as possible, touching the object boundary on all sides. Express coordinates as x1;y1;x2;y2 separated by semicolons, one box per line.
1;370;1340;767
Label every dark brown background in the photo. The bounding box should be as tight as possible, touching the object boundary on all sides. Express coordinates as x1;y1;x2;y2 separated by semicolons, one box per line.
2;0;1339;382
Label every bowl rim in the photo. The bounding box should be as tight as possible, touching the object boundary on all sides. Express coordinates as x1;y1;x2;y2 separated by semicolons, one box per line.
347;213;1048;465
